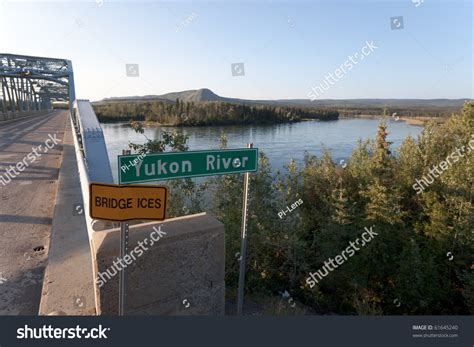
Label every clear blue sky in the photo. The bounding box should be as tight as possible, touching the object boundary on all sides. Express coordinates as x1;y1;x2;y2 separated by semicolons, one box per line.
0;0;471;101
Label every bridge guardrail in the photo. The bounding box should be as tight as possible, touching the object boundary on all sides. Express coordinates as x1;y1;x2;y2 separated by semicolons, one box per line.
70;99;115;314
71;99;114;233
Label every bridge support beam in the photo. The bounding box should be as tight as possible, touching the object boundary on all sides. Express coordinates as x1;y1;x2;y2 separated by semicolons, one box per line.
1;53;73;121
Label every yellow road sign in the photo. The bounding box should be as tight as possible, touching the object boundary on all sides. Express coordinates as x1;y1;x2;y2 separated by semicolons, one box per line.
89;183;167;221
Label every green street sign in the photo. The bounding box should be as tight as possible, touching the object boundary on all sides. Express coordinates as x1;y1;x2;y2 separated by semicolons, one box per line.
118;148;258;184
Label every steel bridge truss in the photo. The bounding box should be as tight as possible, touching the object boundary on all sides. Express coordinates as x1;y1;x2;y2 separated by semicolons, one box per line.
0;53;75;117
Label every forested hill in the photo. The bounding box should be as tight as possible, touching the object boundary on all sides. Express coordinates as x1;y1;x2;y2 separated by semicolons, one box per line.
93;99;339;125
93;88;468;122
96;88;467;109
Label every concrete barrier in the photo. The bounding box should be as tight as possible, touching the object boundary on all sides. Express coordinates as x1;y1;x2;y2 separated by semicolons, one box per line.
39;118;96;316
91;212;225;315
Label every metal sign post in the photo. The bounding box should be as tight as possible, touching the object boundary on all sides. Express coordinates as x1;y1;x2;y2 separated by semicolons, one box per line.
119;149;131;316
119;221;128;316
237;143;253;315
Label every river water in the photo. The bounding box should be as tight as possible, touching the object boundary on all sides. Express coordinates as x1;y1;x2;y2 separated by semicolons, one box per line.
101;119;423;183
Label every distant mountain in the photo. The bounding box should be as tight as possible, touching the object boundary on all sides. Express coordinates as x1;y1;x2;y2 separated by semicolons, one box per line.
98;88;241;104
96;88;469;109
159;88;222;102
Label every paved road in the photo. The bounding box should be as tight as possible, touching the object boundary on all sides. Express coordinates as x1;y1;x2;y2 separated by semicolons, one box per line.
0;111;67;314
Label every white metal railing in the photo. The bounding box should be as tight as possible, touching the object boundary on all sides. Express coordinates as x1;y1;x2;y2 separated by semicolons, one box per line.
71;99;114;233
70;99;115;314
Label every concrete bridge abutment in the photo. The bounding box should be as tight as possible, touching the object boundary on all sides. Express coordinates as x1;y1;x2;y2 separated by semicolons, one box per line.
91;213;225;315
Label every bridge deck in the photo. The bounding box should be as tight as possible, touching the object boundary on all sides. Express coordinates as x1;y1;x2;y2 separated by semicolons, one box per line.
0;111;67;314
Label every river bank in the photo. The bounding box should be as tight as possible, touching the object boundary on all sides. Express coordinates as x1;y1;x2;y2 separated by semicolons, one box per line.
339;113;446;126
